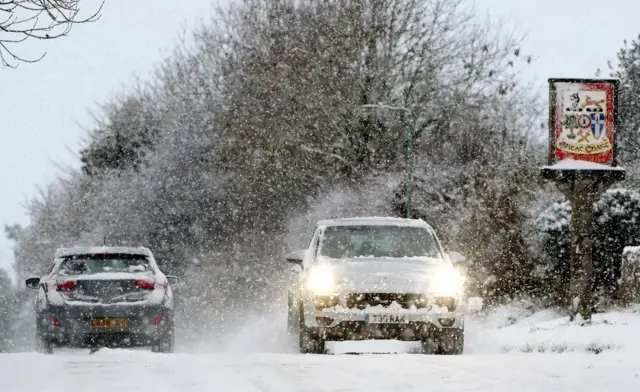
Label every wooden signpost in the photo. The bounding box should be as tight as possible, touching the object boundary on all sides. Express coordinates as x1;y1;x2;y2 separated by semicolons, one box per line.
541;78;625;321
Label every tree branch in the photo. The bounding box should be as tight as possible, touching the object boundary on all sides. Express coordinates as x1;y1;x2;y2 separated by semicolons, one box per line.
0;0;104;67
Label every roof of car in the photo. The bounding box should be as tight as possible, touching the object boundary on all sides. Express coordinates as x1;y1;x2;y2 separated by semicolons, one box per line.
316;216;433;228
54;246;153;258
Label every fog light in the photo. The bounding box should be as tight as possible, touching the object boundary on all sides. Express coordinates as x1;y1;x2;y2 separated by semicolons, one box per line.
438;317;455;327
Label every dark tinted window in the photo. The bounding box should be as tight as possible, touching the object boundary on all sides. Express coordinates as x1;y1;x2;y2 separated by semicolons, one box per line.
318;225;442;259
58;254;151;275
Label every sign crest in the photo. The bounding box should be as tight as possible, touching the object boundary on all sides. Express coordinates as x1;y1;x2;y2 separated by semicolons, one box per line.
549;79;618;165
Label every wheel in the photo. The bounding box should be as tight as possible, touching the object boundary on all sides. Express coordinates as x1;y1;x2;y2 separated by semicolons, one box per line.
152;328;175;353
299;326;325;354
35;315;53;354
437;328;464;355
287;296;298;336
287;298;300;349
298;305;325;354
152;332;174;353
36;334;53;354
420;337;439;354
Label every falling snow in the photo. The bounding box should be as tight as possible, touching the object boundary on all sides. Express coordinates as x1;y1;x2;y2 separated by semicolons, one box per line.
3;0;640;391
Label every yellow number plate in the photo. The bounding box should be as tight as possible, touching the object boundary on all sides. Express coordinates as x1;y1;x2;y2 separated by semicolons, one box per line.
89;318;128;329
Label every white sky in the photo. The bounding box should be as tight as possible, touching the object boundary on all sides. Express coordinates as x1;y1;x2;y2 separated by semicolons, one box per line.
0;0;637;280
0;0;215;280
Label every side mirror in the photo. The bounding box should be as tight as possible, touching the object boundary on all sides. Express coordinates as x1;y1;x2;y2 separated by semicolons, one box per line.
166;275;179;286
286;250;306;265
467;296;484;312
446;250;467;264
25;277;40;290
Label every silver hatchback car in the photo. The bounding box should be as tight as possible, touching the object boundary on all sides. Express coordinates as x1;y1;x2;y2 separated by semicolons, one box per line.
26;246;178;354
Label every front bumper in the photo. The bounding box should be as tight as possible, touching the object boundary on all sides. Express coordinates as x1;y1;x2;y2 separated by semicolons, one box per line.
39;303;173;348
301;295;464;341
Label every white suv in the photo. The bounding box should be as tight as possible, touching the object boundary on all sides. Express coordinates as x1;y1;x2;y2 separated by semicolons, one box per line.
286;217;465;354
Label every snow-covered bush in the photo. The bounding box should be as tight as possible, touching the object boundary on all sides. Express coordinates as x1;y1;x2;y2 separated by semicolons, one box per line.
454;166;542;303
619;246;640;305
534;188;640;306
532;198;572;305
595;189;640;295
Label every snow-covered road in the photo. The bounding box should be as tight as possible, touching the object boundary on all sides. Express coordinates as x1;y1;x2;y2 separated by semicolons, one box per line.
4;349;640;392
4;305;640;391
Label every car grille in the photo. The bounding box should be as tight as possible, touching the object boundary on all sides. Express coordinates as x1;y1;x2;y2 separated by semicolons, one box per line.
345;293;428;309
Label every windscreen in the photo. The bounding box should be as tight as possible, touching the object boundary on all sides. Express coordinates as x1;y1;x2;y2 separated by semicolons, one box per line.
318;225;442;259
58;254;151;275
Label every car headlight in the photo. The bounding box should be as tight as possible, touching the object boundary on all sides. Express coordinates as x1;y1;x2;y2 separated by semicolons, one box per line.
306;265;335;293
429;266;464;296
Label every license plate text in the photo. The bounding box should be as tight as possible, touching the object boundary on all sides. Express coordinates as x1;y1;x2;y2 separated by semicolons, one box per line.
365;314;408;324
89;318;128;329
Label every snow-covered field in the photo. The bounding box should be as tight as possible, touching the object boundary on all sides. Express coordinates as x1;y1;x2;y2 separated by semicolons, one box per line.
4;304;640;391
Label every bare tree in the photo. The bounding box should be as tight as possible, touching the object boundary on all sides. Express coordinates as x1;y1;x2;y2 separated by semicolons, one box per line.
0;0;104;67
210;0;532;195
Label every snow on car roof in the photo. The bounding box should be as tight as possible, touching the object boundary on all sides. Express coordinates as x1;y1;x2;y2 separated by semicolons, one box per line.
317;216;433;228
54;246;153;258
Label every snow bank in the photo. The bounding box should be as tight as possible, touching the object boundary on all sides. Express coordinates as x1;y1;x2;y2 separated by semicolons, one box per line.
323;301;640;356
468;304;640;355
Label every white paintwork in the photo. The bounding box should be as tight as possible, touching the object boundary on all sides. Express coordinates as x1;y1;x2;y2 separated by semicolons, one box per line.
467;297;484;312
30;246;173;308
446;251;467;263
314;257;444;294
288;217;464;332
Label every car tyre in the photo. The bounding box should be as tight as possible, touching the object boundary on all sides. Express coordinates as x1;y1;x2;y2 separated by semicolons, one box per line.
287;296;298;336
298;309;325;354
420;337;439;354
437;328;464;355
152;328;175;353
36;336;53;354
35;314;53;354
299;326;325;354
35;331;53;354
